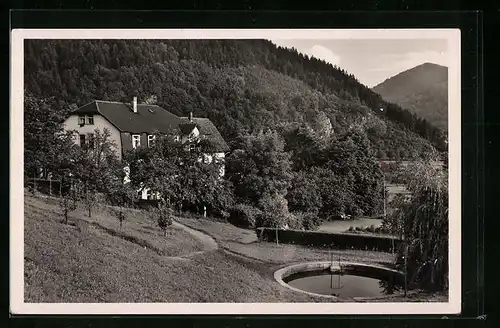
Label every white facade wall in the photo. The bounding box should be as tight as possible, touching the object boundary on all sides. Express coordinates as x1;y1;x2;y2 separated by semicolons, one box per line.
66;117;226;201
63;114;122;160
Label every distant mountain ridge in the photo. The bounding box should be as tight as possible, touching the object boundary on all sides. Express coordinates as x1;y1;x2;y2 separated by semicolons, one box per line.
373;62;448;132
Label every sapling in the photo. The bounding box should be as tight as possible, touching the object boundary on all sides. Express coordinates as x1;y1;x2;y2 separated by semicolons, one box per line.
59;189;78;224
156;202;173;237
82;187;97;218
117;207;126;230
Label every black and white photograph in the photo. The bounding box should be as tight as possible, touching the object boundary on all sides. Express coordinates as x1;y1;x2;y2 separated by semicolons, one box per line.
10;29;461;315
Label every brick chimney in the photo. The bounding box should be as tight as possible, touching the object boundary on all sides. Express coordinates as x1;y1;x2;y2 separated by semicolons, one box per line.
132;96;137;113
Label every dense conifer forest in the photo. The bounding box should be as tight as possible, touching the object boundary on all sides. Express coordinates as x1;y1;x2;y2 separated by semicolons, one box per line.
24;39;446;160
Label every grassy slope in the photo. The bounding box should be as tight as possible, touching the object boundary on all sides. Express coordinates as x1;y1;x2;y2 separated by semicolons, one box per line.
24;194;447;303
24;194;327;302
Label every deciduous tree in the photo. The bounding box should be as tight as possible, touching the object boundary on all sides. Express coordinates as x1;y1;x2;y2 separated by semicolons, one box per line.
391;160;448;291
71;128;122;217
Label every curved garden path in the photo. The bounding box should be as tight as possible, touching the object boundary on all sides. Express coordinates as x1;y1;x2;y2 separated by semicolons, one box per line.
171;220;218;258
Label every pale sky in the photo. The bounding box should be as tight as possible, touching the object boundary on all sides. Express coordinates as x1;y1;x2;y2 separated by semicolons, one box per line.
270;39;449;87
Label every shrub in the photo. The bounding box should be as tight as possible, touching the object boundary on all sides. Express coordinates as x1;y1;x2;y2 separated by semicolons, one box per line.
367;224;376;233
228;204;263;229
219;210;230;221
296;211;322;231
285;212;303;230
348;226;354;232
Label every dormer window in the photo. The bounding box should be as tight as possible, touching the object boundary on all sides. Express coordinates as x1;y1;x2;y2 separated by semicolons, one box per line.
78;115;94;126
132;134;141;149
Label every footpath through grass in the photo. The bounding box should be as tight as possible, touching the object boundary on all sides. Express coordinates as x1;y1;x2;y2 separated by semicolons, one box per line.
174;216;395;267
24;194;326;302
23;193;447;303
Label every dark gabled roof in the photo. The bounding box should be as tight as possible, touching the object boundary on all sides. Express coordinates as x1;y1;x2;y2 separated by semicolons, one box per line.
180;117;230;152
70;100;229;152
71;100;182;134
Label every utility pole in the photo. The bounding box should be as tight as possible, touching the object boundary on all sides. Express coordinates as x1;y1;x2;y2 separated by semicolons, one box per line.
404;244;408;297
330;249;333;289
383;179;386;218
384;178;395;254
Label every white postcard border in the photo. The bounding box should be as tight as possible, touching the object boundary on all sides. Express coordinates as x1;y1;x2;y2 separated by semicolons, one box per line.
10;28;461;315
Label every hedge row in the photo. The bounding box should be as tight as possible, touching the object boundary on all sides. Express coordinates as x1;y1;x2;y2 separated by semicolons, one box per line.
256;227;401;252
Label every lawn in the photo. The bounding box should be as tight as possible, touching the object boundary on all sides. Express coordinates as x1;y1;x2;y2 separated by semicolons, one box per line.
23;192;447;303
24;194;327;302
174;215;394;267
25;196;207;257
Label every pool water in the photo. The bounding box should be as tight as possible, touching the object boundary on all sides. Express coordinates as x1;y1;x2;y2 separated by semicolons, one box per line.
285;272;401;298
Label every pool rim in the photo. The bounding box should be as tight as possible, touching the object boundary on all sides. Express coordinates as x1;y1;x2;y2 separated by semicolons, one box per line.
274;261;406;301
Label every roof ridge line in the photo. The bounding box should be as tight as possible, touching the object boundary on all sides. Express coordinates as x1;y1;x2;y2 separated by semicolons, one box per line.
95;100;101;114
96;99;163;107
96;100;129;104
180;116;209;120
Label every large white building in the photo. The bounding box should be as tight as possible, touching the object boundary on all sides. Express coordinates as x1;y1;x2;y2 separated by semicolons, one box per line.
63;97;229;200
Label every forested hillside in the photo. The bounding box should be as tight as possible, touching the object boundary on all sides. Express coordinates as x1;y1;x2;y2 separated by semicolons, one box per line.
373;63;448;132
24;39;445;159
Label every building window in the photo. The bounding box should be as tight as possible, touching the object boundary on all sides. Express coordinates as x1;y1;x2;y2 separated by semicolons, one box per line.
87;133;94;148
78;115;94;125
174;135;180;142
147;135;156;147
132;134;141;149
79;134;86;146
189;144;196;152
